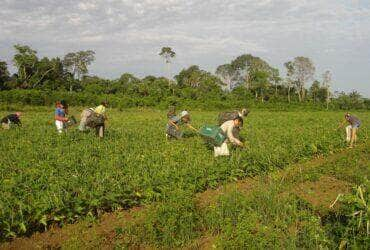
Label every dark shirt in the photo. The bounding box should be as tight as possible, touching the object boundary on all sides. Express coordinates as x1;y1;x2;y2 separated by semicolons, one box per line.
347;115;361;126
1;114;21;125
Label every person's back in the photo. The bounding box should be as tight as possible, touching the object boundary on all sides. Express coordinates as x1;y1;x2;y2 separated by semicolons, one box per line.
1;113;21;129
220;119;242;146
347;114;361;127
93;104;106;115
218;111;239;126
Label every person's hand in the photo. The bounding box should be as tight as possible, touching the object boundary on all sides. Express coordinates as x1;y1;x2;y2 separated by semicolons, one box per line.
175;126;180;131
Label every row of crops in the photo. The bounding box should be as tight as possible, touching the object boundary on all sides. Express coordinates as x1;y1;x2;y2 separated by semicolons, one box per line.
0;108;369;239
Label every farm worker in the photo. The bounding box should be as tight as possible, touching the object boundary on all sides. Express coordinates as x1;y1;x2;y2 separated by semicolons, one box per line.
214;116;244;157
218;108;249;140
166;110;198;139
167;105;176;119
338;113;361;148
55;101;69;133
218;108;249;126
1;112;22;129
79;101;108;138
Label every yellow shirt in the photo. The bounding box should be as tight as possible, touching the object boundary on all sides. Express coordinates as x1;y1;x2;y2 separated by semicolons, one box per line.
93;105;106;115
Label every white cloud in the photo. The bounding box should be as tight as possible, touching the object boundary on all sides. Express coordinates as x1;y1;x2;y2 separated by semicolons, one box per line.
0;0;369;95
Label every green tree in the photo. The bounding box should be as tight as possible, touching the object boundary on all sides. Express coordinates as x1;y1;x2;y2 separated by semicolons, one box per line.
13;44;38;88
0;61;10;90
215;64;236;91
288;57;315;102
159;47;176;89
271;68;281;96
31;57;67;89
63;50;95;91
284;61;294;103
309;80;321;103
322;70;332;110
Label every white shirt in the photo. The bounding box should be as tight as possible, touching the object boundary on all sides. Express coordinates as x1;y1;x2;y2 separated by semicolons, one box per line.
220;120;242;146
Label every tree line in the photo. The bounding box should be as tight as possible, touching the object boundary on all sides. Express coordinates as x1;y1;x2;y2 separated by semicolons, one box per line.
0;44;368;110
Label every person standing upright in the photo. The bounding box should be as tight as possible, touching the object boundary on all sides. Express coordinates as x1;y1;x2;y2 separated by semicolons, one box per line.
55;101;69;134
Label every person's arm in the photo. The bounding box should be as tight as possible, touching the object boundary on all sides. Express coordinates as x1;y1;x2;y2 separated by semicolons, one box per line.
226;124;243;146
55;110;68;122
55;115;68;122
15;117;21;125
169;120;180;130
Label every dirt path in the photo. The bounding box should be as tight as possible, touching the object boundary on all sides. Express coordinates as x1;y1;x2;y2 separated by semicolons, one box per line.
1;146;366;250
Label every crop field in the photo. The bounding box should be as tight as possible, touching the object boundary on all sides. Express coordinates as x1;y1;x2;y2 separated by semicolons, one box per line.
0;107;369;243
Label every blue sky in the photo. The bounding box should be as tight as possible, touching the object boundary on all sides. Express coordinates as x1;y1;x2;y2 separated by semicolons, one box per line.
1;0;369;96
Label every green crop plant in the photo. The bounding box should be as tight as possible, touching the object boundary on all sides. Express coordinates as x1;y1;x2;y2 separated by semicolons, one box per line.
0;108;369;240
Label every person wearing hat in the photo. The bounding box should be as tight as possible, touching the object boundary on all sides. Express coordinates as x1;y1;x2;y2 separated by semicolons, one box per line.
1;112;22;129
166;110;197;139
338;113;361;148
79;101;108;138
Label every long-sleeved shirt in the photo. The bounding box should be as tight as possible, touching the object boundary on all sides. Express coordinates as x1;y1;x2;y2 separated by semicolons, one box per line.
220;120;242;146
1;114;21;125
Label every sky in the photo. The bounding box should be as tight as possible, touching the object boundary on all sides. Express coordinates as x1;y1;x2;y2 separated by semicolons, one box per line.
1;0;370;96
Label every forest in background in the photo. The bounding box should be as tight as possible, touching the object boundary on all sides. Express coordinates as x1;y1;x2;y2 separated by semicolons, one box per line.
0;45;368;110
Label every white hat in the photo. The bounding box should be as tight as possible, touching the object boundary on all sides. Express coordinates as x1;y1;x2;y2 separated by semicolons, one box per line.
180;110;189;118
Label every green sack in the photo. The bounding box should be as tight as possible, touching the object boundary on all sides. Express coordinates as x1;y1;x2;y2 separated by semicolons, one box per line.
199;125;226;146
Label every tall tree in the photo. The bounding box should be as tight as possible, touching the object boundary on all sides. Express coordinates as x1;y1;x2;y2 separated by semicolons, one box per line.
270;68;281;96
289;57;315;102
215;64;235;91
159;47;176;64
309;80;321;103
322;70;332;110
13;44;38;88
63;50;95;91
284;61;294;103
0;61;10;90
159;47;176;88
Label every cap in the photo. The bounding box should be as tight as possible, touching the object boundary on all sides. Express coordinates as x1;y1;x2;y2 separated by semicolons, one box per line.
180;110;189;118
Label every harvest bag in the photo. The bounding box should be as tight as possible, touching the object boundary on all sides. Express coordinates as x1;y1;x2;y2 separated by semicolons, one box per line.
214;142;230;157
86;113;105;128
199;125;226;146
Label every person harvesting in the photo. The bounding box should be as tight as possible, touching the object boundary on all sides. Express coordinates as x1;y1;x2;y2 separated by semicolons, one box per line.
166;110;197;139
338;113;361;148
1;112;22;129
218;108;249;140
55;101;69;133
79;101;108;138
218;108;249;125
214;116;244;157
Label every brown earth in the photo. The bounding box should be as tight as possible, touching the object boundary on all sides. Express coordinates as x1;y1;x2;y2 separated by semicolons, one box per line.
293;176;352;213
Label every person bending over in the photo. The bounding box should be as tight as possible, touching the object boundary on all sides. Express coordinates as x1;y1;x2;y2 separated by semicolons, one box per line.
1;112;22;129
214;116;244;157
338;113;361;148
166;110;197;139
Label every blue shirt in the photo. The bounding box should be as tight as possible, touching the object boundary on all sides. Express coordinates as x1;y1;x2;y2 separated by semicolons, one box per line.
55;107;65;117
